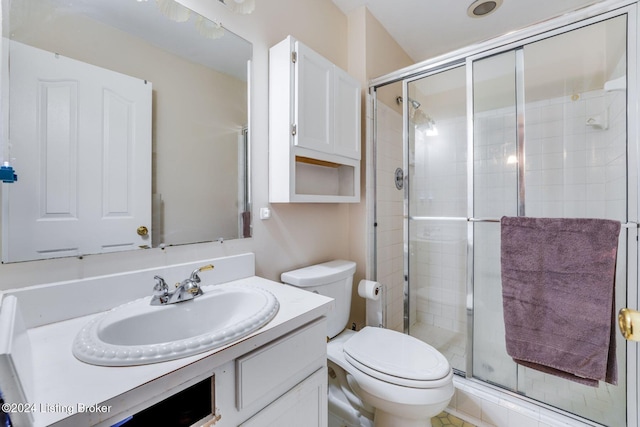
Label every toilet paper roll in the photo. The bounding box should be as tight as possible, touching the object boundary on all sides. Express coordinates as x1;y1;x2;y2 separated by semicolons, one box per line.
358;280;385;328
358;280;381;301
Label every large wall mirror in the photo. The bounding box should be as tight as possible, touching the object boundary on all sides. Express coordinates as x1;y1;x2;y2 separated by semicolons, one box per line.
1;0;252;263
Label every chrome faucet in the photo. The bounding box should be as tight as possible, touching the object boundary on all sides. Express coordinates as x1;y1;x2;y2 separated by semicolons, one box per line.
151;275;170;305
150;264;214;305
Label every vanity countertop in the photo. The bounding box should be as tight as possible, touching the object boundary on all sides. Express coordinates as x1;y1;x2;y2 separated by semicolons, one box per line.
23;276;332;427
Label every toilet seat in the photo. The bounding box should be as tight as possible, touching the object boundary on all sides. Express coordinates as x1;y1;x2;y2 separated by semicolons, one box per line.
343;327;451;388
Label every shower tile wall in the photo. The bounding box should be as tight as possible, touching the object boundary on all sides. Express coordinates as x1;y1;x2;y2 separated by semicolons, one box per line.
472;105;518;385
521;88;627;427
375;101;404;332
409;83;626;384
408;113;468;372
525;89;626;220
410;116;467;325
473;86;626;354
472;87;627;426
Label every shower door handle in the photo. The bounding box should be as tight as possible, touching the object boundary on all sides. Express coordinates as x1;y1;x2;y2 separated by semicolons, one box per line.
618;222;640;341
618;308;640;341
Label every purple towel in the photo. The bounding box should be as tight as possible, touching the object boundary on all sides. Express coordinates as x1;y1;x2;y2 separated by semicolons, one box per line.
500;216;620;387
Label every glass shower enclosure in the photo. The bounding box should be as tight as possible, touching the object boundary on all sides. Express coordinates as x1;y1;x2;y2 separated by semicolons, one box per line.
372;7;637;427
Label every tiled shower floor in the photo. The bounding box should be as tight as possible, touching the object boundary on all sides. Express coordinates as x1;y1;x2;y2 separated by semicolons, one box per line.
409;321;466;372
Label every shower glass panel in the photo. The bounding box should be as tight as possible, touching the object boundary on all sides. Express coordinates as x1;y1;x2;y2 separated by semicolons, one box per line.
471;51;519;390
519;16;628;425
471;15;628;426
406;66;468;373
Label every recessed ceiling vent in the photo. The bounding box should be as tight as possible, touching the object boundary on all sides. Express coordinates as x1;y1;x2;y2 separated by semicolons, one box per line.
467;0;503;18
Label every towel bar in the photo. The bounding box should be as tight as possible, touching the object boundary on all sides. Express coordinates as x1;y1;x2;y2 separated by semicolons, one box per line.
467;218;638;229
409;217;639;229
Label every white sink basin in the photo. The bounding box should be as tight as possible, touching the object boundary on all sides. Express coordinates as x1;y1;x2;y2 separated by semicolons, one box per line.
72;284;279;366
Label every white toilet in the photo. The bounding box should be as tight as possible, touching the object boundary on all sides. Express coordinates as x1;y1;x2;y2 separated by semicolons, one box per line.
281;260;454;427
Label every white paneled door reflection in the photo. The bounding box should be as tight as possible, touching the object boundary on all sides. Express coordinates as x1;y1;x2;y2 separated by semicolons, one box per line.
3;41;152;262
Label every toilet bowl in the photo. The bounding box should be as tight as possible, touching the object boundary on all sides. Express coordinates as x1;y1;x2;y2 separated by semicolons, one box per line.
281;260;454;427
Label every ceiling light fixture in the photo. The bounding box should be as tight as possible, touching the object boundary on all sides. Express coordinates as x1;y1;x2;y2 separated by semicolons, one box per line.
219;0;256;15
150;0;226;39
156;0;191;22
467;0;503;18
195;16;225;39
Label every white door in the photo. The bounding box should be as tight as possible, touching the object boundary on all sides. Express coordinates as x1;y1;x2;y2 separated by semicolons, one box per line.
3;41;152;262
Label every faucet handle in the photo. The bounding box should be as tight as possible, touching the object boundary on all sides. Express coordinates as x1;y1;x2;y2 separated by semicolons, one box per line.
153;275;168;295
189;264;215;283
151;275;169;305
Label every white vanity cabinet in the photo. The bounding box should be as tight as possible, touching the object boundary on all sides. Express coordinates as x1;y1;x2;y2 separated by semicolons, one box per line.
121;319;328;427
269;35;361;203
2;255;332;427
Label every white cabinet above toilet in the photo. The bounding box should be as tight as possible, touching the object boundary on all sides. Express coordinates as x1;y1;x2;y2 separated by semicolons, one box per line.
269;35;361;203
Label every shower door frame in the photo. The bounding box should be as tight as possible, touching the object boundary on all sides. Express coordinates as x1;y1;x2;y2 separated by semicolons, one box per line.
370;1;640;425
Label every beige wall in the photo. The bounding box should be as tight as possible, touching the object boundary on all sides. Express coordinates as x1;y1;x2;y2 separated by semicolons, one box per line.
345;7;414;326
0;0;414;335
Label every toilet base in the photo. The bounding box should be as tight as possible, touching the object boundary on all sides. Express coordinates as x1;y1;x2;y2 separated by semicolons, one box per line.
327;360;374;427
361;386;451;427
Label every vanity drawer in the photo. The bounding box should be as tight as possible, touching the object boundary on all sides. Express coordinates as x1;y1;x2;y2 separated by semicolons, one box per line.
239;367;327;427
235;318;327;410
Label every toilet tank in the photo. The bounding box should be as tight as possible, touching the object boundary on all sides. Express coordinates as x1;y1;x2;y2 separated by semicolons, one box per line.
281;260;356;338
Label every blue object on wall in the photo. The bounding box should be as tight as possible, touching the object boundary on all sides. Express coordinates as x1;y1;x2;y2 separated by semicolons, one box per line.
0;165;17;183
0;389;13;427
111;416;133;427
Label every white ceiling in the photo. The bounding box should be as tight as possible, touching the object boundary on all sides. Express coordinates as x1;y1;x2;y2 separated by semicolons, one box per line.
332;0;605;62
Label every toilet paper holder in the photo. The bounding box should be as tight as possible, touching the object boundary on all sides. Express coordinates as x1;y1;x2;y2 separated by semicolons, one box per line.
358;280;386;328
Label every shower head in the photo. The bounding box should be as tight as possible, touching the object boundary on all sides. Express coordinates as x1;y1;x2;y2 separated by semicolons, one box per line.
395;96;437;135
396;96;421;110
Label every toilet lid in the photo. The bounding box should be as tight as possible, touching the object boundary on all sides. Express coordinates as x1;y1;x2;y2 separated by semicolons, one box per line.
343;327;450;385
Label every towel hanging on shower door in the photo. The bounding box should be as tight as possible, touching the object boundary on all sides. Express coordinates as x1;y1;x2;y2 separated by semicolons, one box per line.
500;216;620;387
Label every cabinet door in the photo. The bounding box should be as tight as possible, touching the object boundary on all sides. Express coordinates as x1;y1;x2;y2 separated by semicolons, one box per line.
239;367;327;427
333;67;361;160
294;41;333;154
